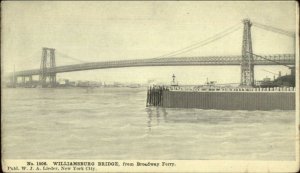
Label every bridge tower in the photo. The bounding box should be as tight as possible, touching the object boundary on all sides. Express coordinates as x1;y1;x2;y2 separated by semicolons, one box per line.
39;47;56;87
241;19;254;87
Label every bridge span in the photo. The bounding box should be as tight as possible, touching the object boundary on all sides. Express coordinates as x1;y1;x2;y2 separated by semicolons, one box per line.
11;54;295;77
7;19;296;87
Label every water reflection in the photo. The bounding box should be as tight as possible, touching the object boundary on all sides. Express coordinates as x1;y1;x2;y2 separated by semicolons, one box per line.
145;108;153;131
146;106;206;131
146;106;239;131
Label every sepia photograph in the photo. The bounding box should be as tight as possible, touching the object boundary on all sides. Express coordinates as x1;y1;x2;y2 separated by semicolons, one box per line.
1;1;299;172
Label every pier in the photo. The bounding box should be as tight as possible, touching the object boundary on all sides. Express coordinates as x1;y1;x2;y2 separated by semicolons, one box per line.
146;86;296;110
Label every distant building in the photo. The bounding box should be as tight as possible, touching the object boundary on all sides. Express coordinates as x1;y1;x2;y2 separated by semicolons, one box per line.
75;80;102;87
57;79;69;86
76;81;90;87
113;82;123;87
69;81;76;87
127;83;141;88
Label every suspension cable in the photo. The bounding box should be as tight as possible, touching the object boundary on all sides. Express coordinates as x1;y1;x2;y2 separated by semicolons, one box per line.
252;21;295;38
153;22;242;59
56;51;88;63
246;51;292;68
56;23;242;62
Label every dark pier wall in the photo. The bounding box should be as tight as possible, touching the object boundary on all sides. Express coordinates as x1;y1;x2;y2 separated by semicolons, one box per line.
160;91;295;110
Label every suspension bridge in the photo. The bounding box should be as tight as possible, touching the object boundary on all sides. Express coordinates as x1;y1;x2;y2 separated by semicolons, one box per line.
7;19;296;88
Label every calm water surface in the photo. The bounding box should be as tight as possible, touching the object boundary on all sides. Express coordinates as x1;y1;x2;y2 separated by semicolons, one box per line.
2;88;296;160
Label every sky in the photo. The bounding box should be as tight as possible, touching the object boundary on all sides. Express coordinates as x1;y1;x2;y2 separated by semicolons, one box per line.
2;1;297;85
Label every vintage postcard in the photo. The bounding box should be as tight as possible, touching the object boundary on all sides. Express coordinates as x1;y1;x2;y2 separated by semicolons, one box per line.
1;1;299;172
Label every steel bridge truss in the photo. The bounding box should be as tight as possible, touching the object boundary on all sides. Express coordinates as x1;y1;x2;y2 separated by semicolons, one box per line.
12;54;295;77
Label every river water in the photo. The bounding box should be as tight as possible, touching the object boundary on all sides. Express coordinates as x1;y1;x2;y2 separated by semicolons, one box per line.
2;88;296;160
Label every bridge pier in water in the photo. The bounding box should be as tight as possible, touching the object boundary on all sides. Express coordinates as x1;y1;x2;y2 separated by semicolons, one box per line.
28;76;33;83
9;76;15;87
14;76;23;87
14;75;34;87
22;76;26;85
39;47;57;88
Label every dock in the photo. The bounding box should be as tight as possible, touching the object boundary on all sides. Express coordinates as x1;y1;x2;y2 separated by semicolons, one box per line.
146;86;296;110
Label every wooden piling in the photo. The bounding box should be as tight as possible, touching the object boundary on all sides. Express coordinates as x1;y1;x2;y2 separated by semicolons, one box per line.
146;85;166;107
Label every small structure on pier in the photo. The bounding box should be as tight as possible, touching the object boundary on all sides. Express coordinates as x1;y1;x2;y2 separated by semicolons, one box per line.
171;74;178;86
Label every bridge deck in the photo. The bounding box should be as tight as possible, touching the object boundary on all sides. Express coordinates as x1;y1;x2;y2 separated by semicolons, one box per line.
11;54;295;76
